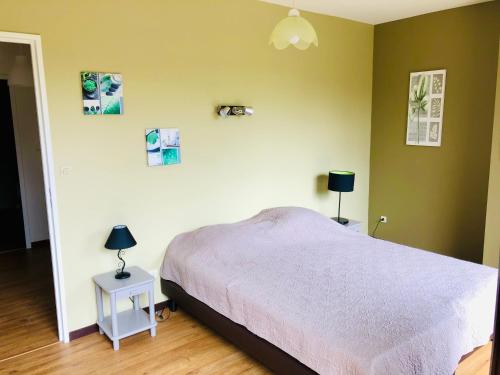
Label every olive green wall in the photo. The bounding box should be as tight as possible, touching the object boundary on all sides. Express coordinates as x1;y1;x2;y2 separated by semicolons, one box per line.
483;41;500;268
369;1;500;263
0;0;373;331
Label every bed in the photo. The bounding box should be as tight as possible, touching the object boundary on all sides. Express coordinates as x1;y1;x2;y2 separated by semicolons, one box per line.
160;207;497;375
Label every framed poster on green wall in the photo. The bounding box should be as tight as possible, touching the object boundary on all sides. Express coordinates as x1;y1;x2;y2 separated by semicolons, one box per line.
406;69;446;147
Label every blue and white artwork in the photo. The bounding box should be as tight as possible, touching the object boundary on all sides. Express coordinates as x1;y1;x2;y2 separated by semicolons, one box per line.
146;128;181;167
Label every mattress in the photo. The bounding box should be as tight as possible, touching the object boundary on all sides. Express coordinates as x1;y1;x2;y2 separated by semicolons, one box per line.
160;207;497;375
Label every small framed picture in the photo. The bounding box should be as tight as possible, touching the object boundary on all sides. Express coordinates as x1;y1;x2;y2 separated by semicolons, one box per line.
81;72;124;115
146;128;181;167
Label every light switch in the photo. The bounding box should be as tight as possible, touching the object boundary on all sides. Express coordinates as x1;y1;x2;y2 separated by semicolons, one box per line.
61;166;72;176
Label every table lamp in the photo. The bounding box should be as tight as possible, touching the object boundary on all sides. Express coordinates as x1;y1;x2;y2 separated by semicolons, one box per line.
105;225;137;279
328;170;355;225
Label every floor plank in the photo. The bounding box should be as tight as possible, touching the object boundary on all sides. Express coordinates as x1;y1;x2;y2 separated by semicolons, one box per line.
456;342;492;375
0;310;270;375
0;245;58;360
0;306;492;375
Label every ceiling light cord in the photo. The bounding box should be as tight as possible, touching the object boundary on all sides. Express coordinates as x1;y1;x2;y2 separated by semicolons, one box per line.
371;218;383;238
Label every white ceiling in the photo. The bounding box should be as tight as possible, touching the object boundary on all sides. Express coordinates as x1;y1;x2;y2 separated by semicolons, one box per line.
260;0;492;24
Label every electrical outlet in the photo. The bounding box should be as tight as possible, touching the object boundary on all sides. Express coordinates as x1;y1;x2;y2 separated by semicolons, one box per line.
380;216;388;224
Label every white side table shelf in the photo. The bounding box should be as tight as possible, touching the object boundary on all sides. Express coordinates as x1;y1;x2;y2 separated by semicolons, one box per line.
93;266;157;350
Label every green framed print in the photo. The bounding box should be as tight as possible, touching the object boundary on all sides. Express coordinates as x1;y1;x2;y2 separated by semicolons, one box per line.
146;128;181;167
81;72;124;115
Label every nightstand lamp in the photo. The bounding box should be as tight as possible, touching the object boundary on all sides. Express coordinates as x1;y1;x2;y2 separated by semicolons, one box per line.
104;225;137;279
328;170;355;225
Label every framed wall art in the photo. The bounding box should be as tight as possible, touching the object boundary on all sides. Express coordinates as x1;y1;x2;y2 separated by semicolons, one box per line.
81;72;124;115
406;69;446;147
145;128;181;167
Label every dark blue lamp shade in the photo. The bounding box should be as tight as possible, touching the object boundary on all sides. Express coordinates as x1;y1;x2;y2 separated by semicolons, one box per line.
105;225;137;250
105;225;136;279
328;170;355;225
328;171;355;192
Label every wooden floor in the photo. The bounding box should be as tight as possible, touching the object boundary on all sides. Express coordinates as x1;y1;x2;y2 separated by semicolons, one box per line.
0;306;492;375
0;245;58;360
457;343;493;375
0;309;269;375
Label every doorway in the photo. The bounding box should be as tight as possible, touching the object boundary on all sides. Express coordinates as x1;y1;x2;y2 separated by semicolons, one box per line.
0;32;67;351
0;42;58;359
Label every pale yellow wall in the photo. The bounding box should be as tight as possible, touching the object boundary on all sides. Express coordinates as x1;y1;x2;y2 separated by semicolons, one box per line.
0;0;373;331
483;40;500;268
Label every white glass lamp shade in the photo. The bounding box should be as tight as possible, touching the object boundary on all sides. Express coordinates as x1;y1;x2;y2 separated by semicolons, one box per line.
269;9;318;50
8;55;34;87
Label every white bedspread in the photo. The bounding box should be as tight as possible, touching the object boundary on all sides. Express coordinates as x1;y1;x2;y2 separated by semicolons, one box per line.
160;207;497;375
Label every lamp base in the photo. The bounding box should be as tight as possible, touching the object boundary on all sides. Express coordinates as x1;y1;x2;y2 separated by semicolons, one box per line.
115;271;131;280
332;217;349;225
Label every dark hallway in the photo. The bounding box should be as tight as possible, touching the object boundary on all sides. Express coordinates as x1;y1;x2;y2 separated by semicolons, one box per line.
0;79;25;251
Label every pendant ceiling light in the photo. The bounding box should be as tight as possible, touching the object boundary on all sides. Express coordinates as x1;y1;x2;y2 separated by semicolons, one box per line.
269;8;318;50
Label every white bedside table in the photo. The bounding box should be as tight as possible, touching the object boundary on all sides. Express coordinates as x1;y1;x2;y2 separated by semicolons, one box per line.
345;220;362;232
331;218;362;232
93;266;157;350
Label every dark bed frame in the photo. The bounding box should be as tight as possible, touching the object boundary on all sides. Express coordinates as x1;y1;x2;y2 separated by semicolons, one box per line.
161;279;487;375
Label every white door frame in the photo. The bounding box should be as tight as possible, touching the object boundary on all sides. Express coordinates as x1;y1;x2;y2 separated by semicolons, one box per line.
0;31;68;342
